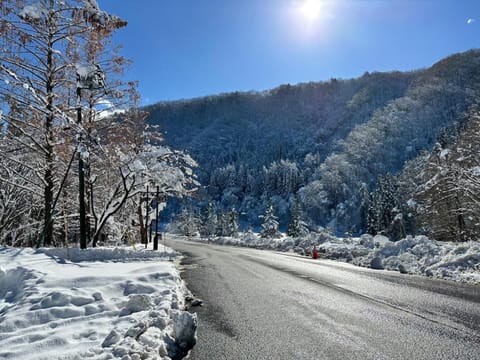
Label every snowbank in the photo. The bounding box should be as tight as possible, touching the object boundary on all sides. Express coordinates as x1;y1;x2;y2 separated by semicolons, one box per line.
192;232;480;283
335;235;480;283
0;245;197;360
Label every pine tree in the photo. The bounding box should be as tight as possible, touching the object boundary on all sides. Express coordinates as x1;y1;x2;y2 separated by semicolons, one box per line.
176;207;200;237
203;202;217;239
367;174;401;237
260;202;280;238
287;197;309;237
227;207;239;238
216;211;228;237
358;182;370;234
367;191;381;235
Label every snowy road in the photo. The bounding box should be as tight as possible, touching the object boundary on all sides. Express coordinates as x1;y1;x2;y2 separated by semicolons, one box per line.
167;237;480;360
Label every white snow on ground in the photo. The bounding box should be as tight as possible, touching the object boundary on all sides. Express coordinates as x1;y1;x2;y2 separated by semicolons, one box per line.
0;245;196;360
320;235;480;283
188;232;480;283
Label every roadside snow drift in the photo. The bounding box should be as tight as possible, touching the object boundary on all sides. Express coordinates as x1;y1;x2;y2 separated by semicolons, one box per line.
188;232;480;283
316;235;480;283
0;246;196;360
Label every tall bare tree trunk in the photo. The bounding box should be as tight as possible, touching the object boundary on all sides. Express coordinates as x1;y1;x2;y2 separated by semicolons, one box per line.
43;1;56;246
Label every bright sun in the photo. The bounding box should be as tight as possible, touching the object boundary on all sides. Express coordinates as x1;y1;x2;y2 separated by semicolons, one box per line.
299;0;323;22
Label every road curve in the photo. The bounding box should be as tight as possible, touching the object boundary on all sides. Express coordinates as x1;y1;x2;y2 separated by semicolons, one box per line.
166;237;480;360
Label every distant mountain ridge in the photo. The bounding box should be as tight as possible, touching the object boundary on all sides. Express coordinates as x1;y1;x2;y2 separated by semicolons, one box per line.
145;49;480;233
146;70;414;171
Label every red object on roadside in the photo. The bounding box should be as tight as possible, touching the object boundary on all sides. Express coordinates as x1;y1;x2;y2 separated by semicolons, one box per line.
312;245;319;259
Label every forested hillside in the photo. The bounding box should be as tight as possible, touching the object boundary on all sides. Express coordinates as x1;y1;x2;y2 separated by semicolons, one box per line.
146;50;480;240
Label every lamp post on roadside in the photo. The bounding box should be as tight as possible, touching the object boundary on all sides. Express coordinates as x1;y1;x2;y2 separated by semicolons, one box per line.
139;187;168;250
154;188;168;251
76;64;105;249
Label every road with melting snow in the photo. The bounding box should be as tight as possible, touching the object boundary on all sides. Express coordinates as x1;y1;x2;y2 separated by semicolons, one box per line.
166;237;480;360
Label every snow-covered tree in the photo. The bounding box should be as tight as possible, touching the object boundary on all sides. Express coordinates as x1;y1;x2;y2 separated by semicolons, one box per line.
0;0;126;246
0;152;40;245
214;207;239;238
416;109;480;242
416;144;466;241
264;160;301;196
260;202;280;238
90;140;198;246
227;207;239;238
216;211;228;237
217;209;238;237
367;174;401;237
287;197;309;237
173;207;200;237
0;1;198;248
396;154;429;236
202;202;217;239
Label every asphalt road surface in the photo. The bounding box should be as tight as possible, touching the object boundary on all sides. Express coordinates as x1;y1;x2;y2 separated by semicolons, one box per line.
166;237;480;360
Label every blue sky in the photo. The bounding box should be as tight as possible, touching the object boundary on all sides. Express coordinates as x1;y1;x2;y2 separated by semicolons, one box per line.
102;0;480;104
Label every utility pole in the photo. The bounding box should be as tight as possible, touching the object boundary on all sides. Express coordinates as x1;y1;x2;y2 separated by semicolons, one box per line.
77;76;87;250
154;186;159;250
76;64;105;249
145;185;149;248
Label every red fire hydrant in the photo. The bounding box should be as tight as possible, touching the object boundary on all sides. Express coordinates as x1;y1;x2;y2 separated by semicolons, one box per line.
312;245;319;259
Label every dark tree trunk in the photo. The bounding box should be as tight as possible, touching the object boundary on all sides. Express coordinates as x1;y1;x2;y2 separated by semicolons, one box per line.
43;3;56;246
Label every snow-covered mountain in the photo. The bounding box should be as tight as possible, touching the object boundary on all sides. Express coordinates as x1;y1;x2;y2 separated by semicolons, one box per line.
145;49;480;236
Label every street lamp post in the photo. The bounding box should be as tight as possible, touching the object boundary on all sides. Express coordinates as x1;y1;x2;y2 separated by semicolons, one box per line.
140;187;167;251
145;185;149;248
76;84;87;250
154;186;160;251
76;64;105;249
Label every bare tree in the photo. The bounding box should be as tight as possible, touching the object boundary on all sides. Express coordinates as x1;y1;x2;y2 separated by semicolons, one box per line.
0;0;125;246
416;109;480;241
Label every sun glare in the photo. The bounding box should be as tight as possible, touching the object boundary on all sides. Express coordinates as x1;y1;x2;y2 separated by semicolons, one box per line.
299;0;323;22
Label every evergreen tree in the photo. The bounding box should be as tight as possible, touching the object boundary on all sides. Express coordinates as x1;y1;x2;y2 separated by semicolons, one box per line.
260;202;280;238
367;191;381;235
214;208;239;237
175;207;200;237
358;182;370;234
287;197;309;237
217;211;228;237
396;154;428;236
227;207;239;238
203;202;217;239
367;174;401;237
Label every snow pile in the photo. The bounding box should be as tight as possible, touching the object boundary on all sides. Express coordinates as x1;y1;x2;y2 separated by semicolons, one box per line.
0;246;196;360
316;235;480;283
185;232;479;283
36;246;175;262
194;231;288;249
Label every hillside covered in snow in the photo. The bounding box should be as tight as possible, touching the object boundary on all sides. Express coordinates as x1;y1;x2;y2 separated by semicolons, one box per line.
146;50;480;242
